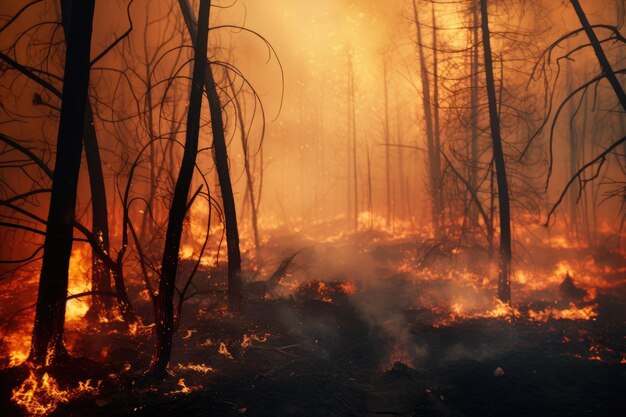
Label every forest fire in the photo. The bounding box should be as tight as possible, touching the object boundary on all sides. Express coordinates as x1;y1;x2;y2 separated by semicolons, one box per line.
11;370;100;417
1;0;625;415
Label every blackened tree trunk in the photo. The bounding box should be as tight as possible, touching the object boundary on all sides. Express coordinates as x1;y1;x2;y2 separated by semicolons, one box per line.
480;0;512;303
469;1;480;227
431;4;444;232
82;104;113;320
228;73;260;251
149;0;210;378
412;0;442;238
28;0;96;365
179;0;242;310
569;0;626;112
60;1;114;321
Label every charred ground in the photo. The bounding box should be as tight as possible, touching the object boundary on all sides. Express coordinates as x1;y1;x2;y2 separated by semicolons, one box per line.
1;231;624;417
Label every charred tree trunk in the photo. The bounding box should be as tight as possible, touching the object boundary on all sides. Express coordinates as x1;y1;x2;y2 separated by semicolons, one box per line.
480;0;512;303
569;0;626;112
28;0;96;365
82;105;114;320
60;0;113;322
431;4;444;234
149;0;210;378
412;0;441;238
566;59;580;240
228;74;260;251
179;0;242;310
469;1;480;227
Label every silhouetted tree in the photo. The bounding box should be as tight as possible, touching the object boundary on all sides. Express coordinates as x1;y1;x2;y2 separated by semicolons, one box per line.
28;0;96;365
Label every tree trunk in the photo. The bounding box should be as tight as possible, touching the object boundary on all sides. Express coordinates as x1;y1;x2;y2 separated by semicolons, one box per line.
28;0;96;365
480;0;512;303
431;3;444;234
412;0;441;238
179;0;242;310
383;58;392;228
150;0;210;378
469;0;480;227
229;73;260;251
60;0;113;323
569;0;626;112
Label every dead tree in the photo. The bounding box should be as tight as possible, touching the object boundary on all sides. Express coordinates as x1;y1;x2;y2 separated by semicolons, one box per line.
149;0;210;379
412;0;443;238
469;0;480;227
569;0;626;112
59;0;113;322
227;72;260;251
179;0;242;310
480;0;512;303
28;0;96;365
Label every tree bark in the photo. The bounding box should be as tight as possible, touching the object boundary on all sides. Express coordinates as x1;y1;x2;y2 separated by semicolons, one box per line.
179;0;242;311
28;0;96;365
480;0;512;303
149;0;210;378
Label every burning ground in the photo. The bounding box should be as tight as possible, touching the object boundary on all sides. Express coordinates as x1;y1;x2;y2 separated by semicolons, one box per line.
1;225;625;417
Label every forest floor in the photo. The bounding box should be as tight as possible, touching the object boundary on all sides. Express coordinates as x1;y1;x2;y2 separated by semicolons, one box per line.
1;227;625;416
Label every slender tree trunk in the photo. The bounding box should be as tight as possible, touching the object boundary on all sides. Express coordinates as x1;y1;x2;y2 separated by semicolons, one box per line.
179;0;242;310
150;0;210;378
480;0;512;303
431;4;444;234
229;73;260;251
28;0;96;365
383;58;392;228
566;59;579;240
82;105;114;320
569;0;626;112
469;1;480;227
412;0;441;238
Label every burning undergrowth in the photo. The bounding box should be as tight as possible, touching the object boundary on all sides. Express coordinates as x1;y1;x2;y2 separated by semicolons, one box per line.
0;230;625;416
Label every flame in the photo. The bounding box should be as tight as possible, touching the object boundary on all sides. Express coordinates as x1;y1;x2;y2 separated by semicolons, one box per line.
168;378;202;396
66;245;92;321
11;370;100;417
528;303;598;322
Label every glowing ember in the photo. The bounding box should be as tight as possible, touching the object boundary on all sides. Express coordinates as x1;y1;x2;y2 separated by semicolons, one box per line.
241;333;270;350
176;363;214;374
168;378;202;396
218;342;233;359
